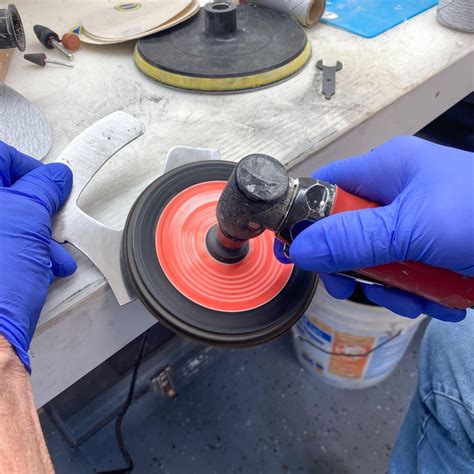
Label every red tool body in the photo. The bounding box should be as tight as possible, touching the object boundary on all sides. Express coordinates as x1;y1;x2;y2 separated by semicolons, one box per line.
215;154;474;310
330;187;473;309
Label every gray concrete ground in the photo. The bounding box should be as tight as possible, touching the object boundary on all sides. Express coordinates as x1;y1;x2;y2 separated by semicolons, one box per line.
41;322;426;474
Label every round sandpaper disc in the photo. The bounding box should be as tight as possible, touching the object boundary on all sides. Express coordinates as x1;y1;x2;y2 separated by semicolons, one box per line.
123;161;318;347
134;5;311;92
73;1;200;45
0;84;52;160
82;1;191;41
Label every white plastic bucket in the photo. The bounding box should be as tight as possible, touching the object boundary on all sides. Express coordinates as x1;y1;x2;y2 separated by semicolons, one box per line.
292;283;425;389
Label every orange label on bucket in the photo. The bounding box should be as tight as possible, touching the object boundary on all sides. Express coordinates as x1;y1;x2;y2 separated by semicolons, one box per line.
328;332;374;379
308;316;333;337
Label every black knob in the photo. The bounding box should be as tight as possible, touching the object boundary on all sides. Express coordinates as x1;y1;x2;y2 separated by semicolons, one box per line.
235;154;289;203
204;1;237;37
216;153;292;242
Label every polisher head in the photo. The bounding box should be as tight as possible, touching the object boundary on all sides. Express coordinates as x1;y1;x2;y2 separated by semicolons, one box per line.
123;160;318;347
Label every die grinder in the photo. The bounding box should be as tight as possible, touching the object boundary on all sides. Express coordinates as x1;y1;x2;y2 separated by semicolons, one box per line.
211;153;474;310
124;152;472;350
50;115;473;352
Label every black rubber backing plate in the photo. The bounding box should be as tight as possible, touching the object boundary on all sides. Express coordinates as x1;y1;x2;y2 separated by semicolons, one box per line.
123;161;318;347
136;5;308;78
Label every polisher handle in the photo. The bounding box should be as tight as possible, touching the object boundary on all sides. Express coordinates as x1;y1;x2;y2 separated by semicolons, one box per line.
331;186;474;310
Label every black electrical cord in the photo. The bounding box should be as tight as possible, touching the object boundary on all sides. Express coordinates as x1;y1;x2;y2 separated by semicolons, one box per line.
99;329;150;474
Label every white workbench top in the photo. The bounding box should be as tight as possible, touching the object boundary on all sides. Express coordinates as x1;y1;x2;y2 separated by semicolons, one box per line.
6;2;473;406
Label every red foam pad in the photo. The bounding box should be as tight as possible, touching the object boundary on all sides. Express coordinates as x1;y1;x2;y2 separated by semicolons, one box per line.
155;181;293;312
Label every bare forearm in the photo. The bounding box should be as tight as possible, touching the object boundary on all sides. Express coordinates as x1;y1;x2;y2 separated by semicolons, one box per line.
0;336;53;474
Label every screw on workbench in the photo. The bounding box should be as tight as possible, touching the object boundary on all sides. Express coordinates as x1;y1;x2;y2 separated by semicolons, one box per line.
33;24;74;60
24;53;74;68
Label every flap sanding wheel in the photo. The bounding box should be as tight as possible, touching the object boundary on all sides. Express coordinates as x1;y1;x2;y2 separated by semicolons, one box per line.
134;2;312;92
123;161;318;347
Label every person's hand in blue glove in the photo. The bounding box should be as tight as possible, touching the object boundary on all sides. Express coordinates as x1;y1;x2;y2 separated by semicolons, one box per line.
275;136;474;322
0;141;76;372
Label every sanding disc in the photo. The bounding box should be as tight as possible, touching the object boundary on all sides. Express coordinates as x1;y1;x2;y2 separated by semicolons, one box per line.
82;1;191;41
0;84;52;160
124;161;318;347
75;1;200;45
134;3;312;92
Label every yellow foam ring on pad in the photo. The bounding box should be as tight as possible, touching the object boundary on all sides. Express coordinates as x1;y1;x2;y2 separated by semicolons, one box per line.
133;41;312;92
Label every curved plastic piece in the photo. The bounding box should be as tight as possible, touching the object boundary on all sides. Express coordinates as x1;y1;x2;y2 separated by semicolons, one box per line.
330;186;474;309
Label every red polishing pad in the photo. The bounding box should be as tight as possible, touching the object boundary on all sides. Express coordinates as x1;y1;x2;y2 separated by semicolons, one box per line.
155;181;293;312
124;160;318;347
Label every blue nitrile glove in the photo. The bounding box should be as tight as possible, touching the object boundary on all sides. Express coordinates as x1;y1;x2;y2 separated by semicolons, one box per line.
0;142;76;372
275;136;474;322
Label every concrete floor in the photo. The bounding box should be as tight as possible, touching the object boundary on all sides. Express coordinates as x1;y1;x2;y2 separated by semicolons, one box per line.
41;321;426;474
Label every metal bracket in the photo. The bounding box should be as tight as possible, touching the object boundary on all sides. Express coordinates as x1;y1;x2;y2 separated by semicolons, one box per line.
152;367;177;399
164;145;221;173
316;60;343;100
52;111;145;305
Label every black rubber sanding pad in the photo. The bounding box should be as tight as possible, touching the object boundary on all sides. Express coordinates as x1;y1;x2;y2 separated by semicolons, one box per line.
123;161;318;347
134;3;311;92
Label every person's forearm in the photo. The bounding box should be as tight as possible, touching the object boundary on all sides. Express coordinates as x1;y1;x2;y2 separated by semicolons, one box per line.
0;336;53;473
